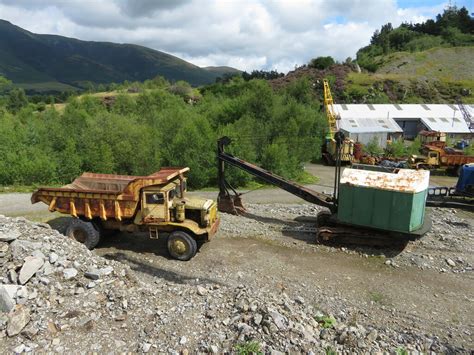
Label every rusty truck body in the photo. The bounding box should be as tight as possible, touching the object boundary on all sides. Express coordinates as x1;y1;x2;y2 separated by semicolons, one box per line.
32;167;220;260
409;144;474;176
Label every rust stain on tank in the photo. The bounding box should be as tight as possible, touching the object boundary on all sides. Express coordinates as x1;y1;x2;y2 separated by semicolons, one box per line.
341;168;430;193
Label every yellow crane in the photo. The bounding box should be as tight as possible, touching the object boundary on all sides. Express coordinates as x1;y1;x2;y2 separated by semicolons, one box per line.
321;79;354;165
323;79;339;138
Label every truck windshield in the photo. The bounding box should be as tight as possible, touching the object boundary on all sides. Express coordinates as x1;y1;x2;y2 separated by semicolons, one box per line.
169;189;176;200
174;186;179;198
146;193;164;204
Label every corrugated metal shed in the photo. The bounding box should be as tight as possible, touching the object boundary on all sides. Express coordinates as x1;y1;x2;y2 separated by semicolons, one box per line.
334;104;472;134
339;117;402;133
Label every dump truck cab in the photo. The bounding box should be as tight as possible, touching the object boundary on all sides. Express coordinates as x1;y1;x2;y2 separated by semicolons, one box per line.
409;151;440;169
427;151;440;166
135;178;219;237
32;167;220;261
139;180;184;224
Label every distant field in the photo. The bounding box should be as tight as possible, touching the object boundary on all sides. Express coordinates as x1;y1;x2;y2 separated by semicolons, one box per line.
15;81;78;92
49;90;142;112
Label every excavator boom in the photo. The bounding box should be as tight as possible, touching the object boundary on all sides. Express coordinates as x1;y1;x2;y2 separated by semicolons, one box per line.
217;137;335;215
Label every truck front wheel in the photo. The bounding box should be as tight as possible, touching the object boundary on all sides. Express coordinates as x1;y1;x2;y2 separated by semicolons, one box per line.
66;219;101;250
167;231;197;261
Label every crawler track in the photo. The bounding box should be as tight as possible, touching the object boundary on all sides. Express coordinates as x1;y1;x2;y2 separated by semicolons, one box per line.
313;211;430;249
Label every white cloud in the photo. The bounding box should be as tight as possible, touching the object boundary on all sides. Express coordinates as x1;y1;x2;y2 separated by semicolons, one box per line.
0;0;446;73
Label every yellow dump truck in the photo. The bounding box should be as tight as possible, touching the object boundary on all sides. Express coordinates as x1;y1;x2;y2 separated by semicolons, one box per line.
32;167;220;260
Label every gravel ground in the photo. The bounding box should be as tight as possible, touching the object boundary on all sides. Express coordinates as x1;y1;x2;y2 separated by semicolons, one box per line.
0;164;472;353
0;202;472;353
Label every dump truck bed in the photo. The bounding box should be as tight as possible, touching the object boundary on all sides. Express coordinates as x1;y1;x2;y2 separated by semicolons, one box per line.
31;167;189;221
440;155;474;166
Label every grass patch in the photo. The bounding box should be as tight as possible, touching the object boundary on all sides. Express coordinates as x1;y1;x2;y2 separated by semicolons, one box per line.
297;170;319;184
234;341;263;355
367;254;385;262
369;291;385;304
395;347;409;355
0;185;38;193
0;183;63;194
315;314;336;329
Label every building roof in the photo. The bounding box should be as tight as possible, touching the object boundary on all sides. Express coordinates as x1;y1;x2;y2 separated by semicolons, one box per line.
335;104;472;134
339;116;403;133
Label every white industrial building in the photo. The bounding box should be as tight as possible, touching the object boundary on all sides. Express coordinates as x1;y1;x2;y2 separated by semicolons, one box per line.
334;104;474;147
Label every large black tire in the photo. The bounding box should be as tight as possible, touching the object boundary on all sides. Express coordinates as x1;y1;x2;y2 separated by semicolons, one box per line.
167;231;197;261
66;219;101;250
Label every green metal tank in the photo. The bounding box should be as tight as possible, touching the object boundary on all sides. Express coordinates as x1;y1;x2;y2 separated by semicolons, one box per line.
337;168;430;233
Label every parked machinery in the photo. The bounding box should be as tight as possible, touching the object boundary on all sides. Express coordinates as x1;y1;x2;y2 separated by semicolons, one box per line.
427;163;474;211
32;168;220;261
409;144;474;176
217;135;431;248
321;79;354;165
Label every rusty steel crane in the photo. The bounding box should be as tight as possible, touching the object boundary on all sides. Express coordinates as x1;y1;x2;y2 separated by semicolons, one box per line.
321;79;354;165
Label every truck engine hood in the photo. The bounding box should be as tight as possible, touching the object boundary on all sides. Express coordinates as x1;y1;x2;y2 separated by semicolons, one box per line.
178;197;214;210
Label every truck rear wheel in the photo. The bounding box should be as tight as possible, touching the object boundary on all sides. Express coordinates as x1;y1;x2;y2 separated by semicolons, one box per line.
66;219;101;250
167;231;197;261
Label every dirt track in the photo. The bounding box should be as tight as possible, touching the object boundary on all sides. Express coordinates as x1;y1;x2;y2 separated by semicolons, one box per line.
0;163;459;218
0;164;472;351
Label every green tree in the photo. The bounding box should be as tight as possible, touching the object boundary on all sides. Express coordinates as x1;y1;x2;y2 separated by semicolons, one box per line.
7;88;28;113
308;56;335;70
0;75;11;90
261;142;294;177
283;77;313;105
168;80;195;100
56;139;82;183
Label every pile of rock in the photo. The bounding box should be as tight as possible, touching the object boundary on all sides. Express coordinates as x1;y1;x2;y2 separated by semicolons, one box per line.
0;213;467;353
0;215;132;353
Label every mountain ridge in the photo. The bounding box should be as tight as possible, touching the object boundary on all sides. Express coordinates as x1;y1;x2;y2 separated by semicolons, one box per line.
0;20;240;91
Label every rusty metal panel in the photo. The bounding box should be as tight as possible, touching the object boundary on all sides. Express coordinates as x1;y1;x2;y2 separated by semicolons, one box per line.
31;167;189;220
340;168;429;193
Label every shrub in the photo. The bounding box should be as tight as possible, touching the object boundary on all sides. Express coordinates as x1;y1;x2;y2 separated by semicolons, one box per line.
385;139;407;157
309;56;335;70
235;341;263;355
364;137;384;156
315;314;337;329
406;137;422;155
